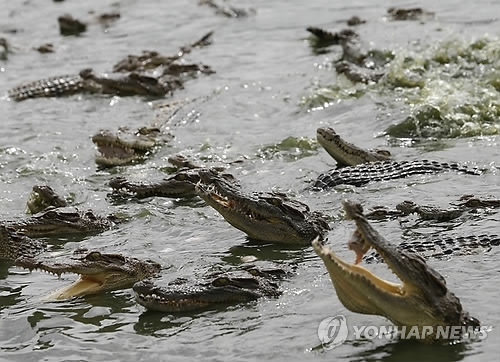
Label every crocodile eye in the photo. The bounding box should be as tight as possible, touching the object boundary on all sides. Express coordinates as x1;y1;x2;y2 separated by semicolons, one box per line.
246;268;259;276
175;173;186;181
465;199;480;207
86;251;102;261
212;277;229;286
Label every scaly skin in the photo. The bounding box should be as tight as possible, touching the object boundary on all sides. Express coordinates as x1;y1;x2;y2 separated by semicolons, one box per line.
5;207;116;238
79;68;169;97
8;69;168;102
8;74;84;101
195;169;330;245
109;168;236;199
313;159;482;190
134;266;283;313
362;234;500;263
366;195;500;221
16;250;161;299
313;200;480;340
9;32;215;102
317;127;391;166
366;200;463;221
0;225;46;260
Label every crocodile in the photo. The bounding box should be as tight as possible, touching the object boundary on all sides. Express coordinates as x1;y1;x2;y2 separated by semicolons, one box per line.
4;206;116;238
313;200;480;340
34;43;55;53
362;233;500;264
317;127;391;166
365;195;500;221
195;169;330;245
313;159;482;190
109;167;237;199
134;265;283;313
7;69;169;102
78;68;169;97
314;126;483;189
367;200;464;222
91;126;168;166
1;222;160;299
58;12;121;36
16;249;161;299
58;14;87;36
386;7;435;21
307;27;390;83
8;32;214;102
0;225;46;260
26;185;68;214
112;31;213;73
198;0;255;18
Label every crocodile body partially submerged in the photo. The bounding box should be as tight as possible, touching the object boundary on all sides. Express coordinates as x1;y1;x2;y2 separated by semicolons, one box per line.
198;0;255;18
307;27;389;83
195;169;330;245
16;250;161;299
4;206;116;238
313;160;482;190
8;69;170;102
8;32;214;102
364;194;500;222
313;200;480;341
134;265;283;313
362;233;500;263
1;222;160;299
109;168;236;199
366;200;464;222
0;225;46;260
314;127;482;189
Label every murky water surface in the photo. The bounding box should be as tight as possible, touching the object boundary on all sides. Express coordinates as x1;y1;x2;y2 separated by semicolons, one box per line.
0;0;499;361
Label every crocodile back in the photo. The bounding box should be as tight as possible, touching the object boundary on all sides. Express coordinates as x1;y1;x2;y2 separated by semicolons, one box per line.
8;75;83;101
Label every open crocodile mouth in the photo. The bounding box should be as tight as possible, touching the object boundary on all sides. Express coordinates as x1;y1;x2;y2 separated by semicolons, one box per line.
45;274;120;300
196;183;274;222
15;254;153;300
196;182;290;224
312;223;405;315
92;130;155;166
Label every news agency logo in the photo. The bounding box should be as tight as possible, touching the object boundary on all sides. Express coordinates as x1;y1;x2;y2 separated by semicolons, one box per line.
317;315;490;349
317;315;349;350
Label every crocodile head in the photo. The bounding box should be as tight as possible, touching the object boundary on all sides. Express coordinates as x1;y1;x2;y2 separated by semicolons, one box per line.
26;185;68;214
134;267;283;312
16;250;161;299
195;169;330;245
9;207;115;238
92;127;161;166
312;200;479;340
0;225;46;261
317;127;391;166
